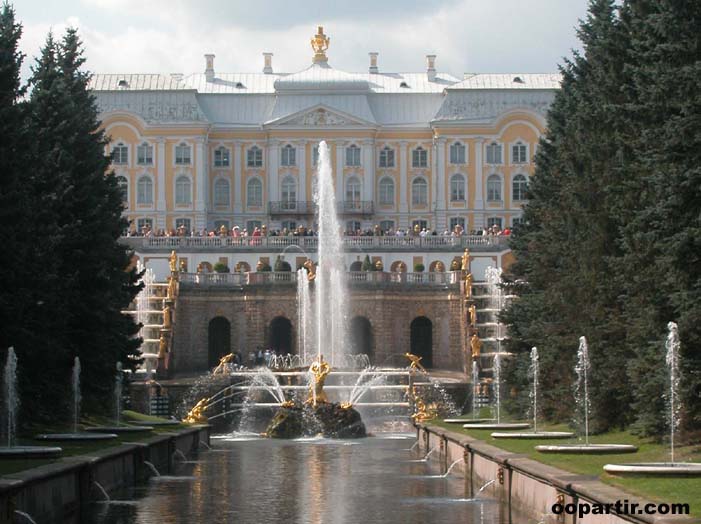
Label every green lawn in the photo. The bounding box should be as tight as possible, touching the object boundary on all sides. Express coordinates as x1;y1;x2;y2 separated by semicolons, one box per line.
432;419;701;517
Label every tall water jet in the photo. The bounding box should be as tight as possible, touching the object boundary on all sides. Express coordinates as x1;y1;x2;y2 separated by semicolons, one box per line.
665;322;680;463
575;336;591;444
493;353;501;424
296;268;313;365
72;357;81;434
115;361;123;425
4;347;18;447
471;361;479;419
315;141;348;365
529;347;539;433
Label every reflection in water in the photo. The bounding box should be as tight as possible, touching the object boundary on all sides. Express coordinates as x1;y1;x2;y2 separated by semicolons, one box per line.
84;437;518;524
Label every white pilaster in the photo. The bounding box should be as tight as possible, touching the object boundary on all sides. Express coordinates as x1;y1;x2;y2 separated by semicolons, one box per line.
233;141;243;214
399;141;408;216
435;137;447;231
156;138;166;229
268;139;279;202
194;139;207;229
474;138;485;230
335;142;345;203
298;139;307;205
362;139;374;203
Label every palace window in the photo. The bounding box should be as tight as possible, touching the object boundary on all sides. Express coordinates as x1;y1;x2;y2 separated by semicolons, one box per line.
412;219;428;230
213;220;229;231
136;218;152;232
214;146;230;167
346;221;361;233
378;177;395;205
312;145;319;167
486;142;502;164
175;218;191;232
379;220;395;232
345;176;361;204
412;177;428;205
412;146;428;168
112;143;128;165
379;146;395;168
247;146;263;168
214;178;230;206
450;217;466;232
487;174;502;201
136;142;153;165
116;176;128;204
512;141;527;164
175;143;191;165
246;220;262;232
512;216;524;227
247;178;262;207
487;217;503;229
512;174;528;201
450;174;466;202
281;144;296;166
136;175;153;204
450;142;466;165
175;175;192;205
281;176;297;209
281;220;297;231
346;144;361;167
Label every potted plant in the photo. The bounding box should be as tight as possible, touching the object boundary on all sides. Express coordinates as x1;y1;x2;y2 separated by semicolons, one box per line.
213;262;230;273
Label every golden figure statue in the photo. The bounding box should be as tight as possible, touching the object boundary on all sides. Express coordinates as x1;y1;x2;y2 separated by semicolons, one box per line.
169;250;178;273
461;248;470;272
470;332;482;359
374;259;384;271
219;224;228;236
213;353;235;375
306;355;331;407
179;259;187;273
450;259;460;271
464;272;473;298
409;386;436;422
167;275;177;300
163;305;172;329
435;261;445;273
310;26;330;63
303;259;317;281
404;352;426;373
469;304;477;327
183;397;210;424
157;333;168;359
397;261;407;273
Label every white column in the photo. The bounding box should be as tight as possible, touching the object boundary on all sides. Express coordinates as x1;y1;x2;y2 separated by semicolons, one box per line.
474;138;485;230
335;142;345;203
298;139;307;207
233;141;243;214
399;141;408;216
435;137;447;231
362;139;374;203
268;139;279;202
194;139;207;229
156;137;166;229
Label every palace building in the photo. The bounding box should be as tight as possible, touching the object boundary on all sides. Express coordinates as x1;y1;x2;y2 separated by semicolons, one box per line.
92;27;559;238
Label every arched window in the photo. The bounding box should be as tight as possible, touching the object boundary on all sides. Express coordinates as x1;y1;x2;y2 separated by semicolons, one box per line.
136;142;152;165
175;175;192;205
112;142;128;165
512;174;528;201
136;175;152;204
247;178;262;207
379;146;395;168
450;142;466;165
412;177;428;205
346;144;361;167
378;177;395;205
175;143;191;165
247;146;263;167
487;174;502;201
412;146;427;168
346;176;361;203
281;175;297;210
486;142;502;164
281;144;296;166
214;178;230;206
450;174;466;202
116;175;129;204
214;146;230;167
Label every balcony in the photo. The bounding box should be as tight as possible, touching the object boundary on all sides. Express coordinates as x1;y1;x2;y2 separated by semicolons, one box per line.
338;201;373;215
268;201;314;215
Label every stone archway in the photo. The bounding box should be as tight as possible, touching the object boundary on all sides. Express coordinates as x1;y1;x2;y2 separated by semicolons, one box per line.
269;316;293;354
349;316;374;363
208;317;231;368
410;316;433;368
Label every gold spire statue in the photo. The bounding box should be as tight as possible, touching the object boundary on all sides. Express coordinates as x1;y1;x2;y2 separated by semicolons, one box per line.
404;352;426;373
311;26;330;64
306;355;331;407
470;332;482;359
468;304;477;327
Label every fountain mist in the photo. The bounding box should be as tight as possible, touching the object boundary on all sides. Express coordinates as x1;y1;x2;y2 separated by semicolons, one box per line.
493;353;502;424
296;269;313;364
575;336;591;445
665;322;681;463
72;357;81;434
4;347;18;447
529;347;539;433
471;361;479;419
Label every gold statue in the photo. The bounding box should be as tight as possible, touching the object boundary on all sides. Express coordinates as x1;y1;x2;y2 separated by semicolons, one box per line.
169;250;178;273
183;397;210;424
397;261;407;273
310;26;330;63
179;259;187;273
157;333;168;359
464;272;473;298
374;259;384;271
461;249;470;272
303;259;317;281
435;261;445;273
167;275;177;300
306;355;331;407
409;386;436;422
163;305;172;329
450;259;460;271
469;304;477;327
213;353;235;375
470;332;482;359
404;352;426;373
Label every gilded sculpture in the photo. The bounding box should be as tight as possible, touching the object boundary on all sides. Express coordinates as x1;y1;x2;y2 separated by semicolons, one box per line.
163;304;172;329
183;397;210;424
469;304;477;327
213;353;235;375
169;250;178;273
461;248;470;271
404;352;426;373
303;258;317;281
464;272;473;298
167;275;177;300
374;259;384;271
310;26;330;63
435;261;445;273
306;355;331;407
157;333;168;359
470;332;482;359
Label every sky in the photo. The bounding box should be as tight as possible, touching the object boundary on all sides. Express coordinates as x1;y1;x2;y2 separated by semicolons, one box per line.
14;0;589;81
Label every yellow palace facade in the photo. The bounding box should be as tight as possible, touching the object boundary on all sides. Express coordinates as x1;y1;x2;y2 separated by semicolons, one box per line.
91;27;559;235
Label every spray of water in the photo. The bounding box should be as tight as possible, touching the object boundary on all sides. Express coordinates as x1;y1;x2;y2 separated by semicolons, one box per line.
471;361;479;420
72;357;81;434
493;353;502;424
574;336;591;445
665;322;681;463
3;347;18;447
529;347;539;433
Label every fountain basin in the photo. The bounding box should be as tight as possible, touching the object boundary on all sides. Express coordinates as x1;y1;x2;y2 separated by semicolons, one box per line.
603;462;701;475
0;446;63;458
463;423;530;430
491;431;574;439
444;418;495;424
35;433;118;441
126;419;181;427
537;444;638;454
84;425;154;433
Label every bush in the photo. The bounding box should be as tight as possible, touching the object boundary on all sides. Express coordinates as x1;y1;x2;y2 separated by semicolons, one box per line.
213;262;230;273
257;262;272;272
361;255;373;272
414;263;425;273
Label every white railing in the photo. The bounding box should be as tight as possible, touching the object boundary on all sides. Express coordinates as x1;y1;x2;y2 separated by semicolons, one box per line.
179;271;462;287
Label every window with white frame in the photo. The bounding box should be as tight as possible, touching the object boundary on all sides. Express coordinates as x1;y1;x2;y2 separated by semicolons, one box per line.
378;177;395;205
412;219;428;230
312;145;319;167
214;146;230;167
247;146;263;168
281;220;297;231
136;142;153;165
487;174;502;201
247;178;262;207
450;173;466;202
214;178;230;206
487;217;503;229
175;175;192;205
112;143;128;165
412;177;428;205
512;174;528;201
512;141;527;164
379;220;395;232
175;143;191;165
512;216;524;227
345;176;361;203
246;220;262;232
213;220;229;230
281;144;296;166
116;175;128;204
136;175;152;204
379;146;395;168
450;217;465;232
346;221;361;233
281;176;297;209
450;142;466;165
136;218;153;232
412;146;427;168
175;218;191;232
345;144;361;167
486;142;502;164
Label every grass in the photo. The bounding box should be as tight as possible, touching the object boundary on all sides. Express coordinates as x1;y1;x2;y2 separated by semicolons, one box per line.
432;418;701;517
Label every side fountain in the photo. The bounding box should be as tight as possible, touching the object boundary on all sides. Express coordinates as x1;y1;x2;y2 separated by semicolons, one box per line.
536;336;637;454
604;323;701;473
0;348;63;458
